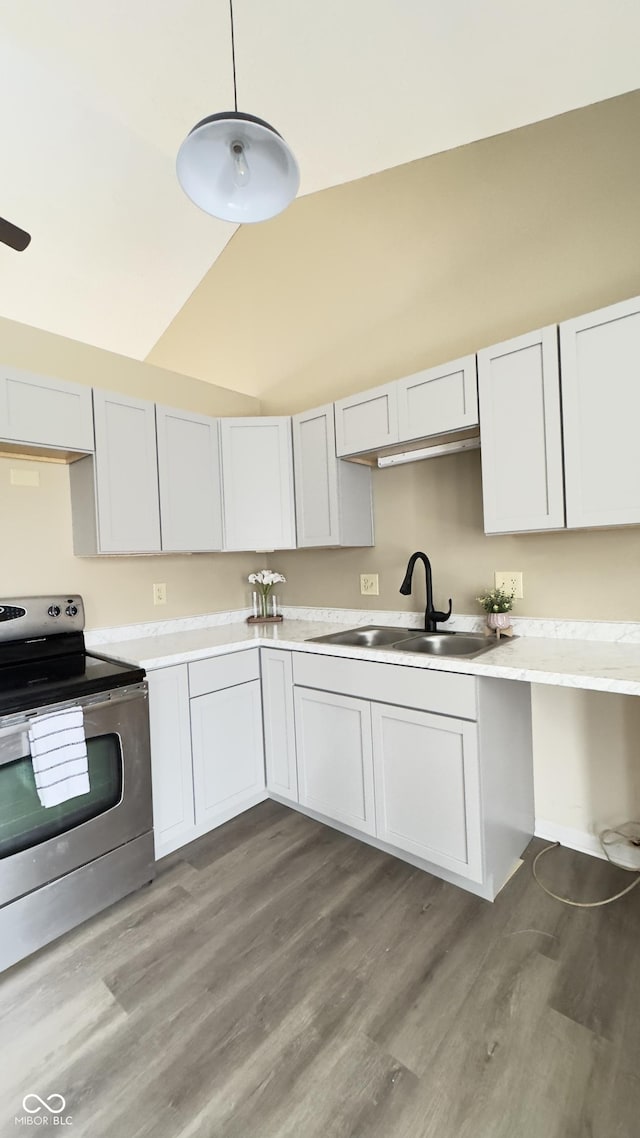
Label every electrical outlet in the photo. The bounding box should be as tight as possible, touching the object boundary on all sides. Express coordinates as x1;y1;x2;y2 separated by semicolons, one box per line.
494;571;523;600
360;573;379;596
153;583;167;606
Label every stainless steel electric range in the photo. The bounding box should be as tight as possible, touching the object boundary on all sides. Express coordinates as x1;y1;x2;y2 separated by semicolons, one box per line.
0;595;154;972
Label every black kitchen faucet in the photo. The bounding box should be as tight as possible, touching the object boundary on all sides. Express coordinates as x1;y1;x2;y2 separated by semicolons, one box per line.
399;552;452;632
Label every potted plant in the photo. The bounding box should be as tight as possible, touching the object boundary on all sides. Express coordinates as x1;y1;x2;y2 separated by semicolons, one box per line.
476;585;515;635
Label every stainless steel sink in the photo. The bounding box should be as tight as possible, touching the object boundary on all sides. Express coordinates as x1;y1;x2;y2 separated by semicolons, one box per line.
308;625;417;648
393;632;498;657
307;626;509;657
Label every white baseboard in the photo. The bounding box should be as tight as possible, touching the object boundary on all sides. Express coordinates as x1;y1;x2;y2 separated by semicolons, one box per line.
534;819;606;861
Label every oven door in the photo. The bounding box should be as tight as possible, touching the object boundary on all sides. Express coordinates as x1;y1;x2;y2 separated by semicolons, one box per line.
0;683;152;907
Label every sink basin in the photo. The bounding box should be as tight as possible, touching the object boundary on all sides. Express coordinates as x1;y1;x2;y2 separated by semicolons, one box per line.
393;632;498;657
308;626;417;648
307;626;510;657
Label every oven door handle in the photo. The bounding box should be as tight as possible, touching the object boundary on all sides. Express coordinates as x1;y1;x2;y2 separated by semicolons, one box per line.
0;683;147;768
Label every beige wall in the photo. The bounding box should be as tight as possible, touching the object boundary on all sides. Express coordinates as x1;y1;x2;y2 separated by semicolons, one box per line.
149;89;640;850
0;317;261;626
274;453;640;621
0;315;258;417
148;89;640;413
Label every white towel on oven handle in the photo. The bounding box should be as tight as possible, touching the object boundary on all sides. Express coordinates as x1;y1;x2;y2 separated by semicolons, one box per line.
28;705;90;808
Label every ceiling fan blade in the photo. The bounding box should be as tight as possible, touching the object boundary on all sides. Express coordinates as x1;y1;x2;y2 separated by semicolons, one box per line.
0;217;31;252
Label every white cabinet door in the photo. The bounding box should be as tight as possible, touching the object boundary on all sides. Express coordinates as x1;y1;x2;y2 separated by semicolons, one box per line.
261;648;298;802
77;389;161;553
477;326;565;534
156;405;223;552
220;417;296;550
560;295;640;529
396;355;478;442
371;702;483;882
0;367;94;451
334;383;399;457
191;680;266;829
147;665;195;859
294;687;375;836
292;403;373;547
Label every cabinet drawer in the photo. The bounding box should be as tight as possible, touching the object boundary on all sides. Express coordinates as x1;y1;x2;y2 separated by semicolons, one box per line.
189;649;260;697
293;652;477;720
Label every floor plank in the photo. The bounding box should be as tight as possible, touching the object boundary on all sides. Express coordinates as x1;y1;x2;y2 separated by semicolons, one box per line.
1;802;639;1138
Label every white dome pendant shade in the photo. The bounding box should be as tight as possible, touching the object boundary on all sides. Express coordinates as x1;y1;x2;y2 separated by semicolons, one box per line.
176;111;300;224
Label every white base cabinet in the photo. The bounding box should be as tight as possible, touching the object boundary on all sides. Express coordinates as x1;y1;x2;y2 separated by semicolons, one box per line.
191;680;265;828
294;687;376;836
148;649;267;859
147;643;534;901
371;702;482;882
262;648;298;802
148;664;195;859
288;651;534;900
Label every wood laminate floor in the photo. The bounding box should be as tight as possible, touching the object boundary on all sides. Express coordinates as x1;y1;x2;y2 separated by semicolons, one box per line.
2;801;640;1137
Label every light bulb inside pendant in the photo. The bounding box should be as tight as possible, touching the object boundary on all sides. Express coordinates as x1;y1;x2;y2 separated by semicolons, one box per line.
231;140;251;188
176;111;299;224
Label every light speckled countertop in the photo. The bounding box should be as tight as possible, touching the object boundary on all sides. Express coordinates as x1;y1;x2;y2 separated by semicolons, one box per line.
96;618;640;697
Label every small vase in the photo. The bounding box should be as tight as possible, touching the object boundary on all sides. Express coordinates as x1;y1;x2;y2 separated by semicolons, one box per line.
486;612;511;632
248;591;283;624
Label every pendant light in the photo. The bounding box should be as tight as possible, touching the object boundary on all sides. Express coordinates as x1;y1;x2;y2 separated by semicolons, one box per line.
177;0;300;224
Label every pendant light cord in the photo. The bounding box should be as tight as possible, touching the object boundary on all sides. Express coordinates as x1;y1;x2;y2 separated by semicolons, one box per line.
229;0;238;112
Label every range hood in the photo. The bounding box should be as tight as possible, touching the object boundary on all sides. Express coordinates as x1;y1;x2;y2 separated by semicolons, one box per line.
377;434;480;468
345;427;481;469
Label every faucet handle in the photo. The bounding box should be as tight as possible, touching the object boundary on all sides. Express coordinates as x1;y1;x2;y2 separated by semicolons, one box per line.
431;599;453;624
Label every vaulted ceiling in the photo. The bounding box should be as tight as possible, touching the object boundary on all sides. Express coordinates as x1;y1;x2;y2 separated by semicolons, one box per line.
1;1;639;361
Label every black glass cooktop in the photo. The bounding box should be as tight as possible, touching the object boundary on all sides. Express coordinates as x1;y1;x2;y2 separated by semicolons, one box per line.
0;642;145;716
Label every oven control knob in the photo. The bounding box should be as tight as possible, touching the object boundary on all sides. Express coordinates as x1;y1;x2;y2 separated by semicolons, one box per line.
65;604;78;617
48;605;61;618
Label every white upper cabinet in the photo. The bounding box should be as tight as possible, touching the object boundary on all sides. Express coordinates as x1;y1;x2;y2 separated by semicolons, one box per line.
220;417;296;550
0;367;94;452
156;405;223;552
70;389;161;554
560;295;640;529
334;382;399;457
477;326;565;534
292;403;373;547
396;355;478;442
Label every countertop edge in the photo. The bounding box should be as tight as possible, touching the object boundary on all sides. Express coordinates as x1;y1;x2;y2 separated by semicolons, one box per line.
101;626;640;698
